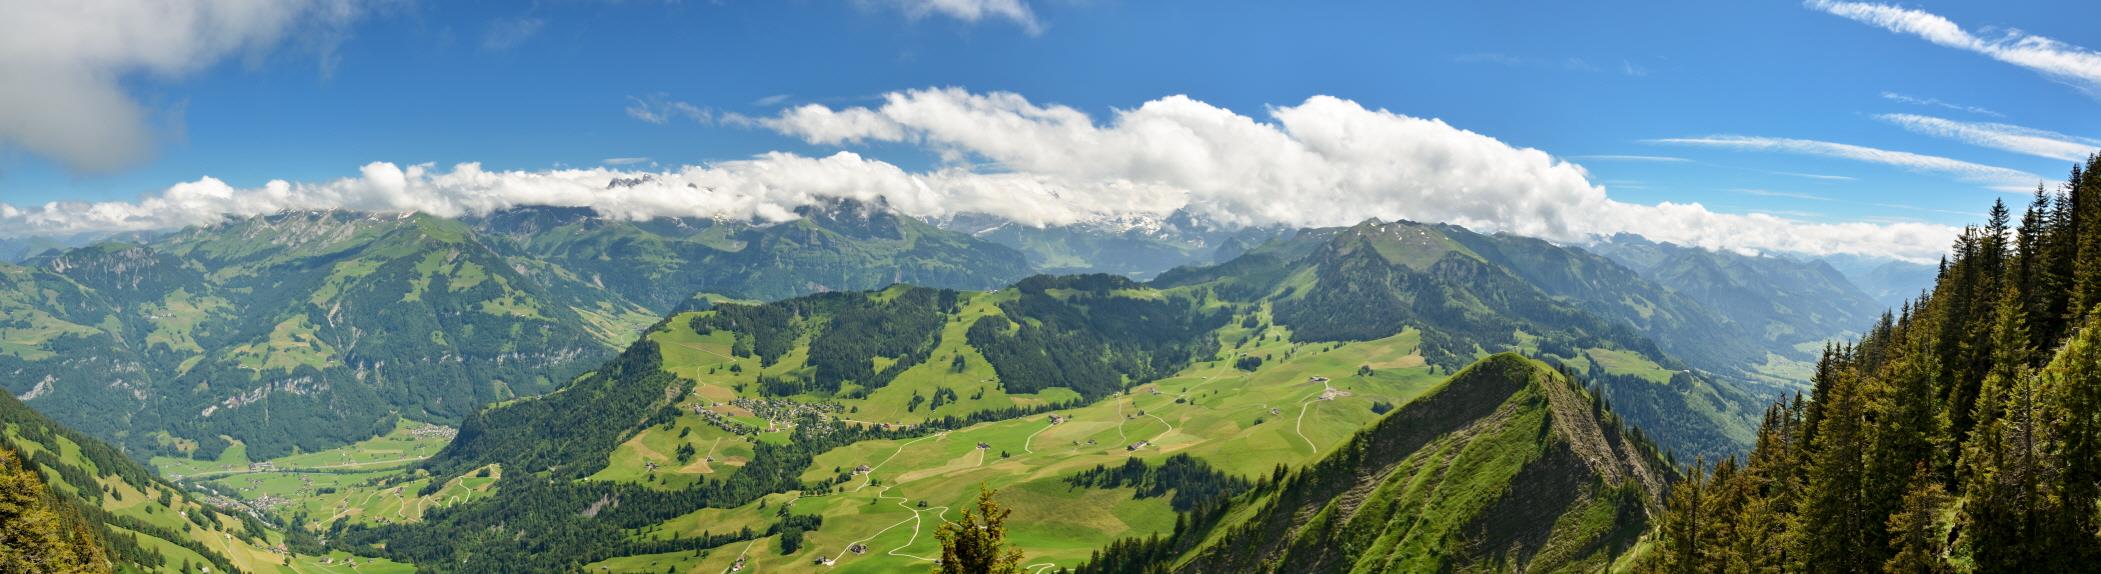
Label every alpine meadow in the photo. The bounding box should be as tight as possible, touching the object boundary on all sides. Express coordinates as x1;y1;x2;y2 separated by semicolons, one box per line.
1;2;2096;573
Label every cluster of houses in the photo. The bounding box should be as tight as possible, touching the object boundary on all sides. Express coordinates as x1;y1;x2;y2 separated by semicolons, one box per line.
408;423;458;441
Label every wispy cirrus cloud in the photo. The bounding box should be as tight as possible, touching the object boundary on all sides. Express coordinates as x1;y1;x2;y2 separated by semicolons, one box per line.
1451;53;1525;66
1772;171;1857;181
866;0;1043;35
1810;1;2101;97
1880;91;2003;118
601;157;651;166
1734;188;1834;201
625;94;712;125
1875;113;2100;162
1571;155;1689;163
1649;135;2040;192
481;16;546;52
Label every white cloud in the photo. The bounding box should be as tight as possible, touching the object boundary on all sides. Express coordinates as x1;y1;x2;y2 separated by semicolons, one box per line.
1875;113;2099;162
1771;171;1857;181
625;95;712;125
1733;189;1833;201
0;89;1971;263
1811;1;2101;97
749;104;907;144
1880;91;2003;118
601;157;651;166
1571;155;1689;163
1650;135;2041;192
870;0;1042;35
0;0;373;173
481;16;546;52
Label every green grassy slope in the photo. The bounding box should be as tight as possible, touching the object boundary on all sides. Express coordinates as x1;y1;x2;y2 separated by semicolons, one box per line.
1;391;407;573
1134;354;1667;574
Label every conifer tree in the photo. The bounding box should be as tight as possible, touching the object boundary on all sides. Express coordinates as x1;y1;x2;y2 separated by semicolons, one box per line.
1796;365;1871;573
935;485;1025;574
1882;467;1950;574
1647;156;2101;574
0;446;108;574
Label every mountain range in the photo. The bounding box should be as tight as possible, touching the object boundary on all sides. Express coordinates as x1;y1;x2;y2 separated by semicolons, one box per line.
0;203;1029;462
0;201;1945;574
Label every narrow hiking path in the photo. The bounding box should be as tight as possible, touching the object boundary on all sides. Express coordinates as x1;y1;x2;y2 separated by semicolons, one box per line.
1116;398;1129;443
878;486;950;562
849;432;947;493
1021;420;1054;454
1293;380;1332;453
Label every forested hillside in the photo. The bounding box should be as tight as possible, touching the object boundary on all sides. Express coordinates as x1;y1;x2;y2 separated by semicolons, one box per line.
1649;154;2101;572
472;199;1031;308
0;202;1029;463
1;391;404;573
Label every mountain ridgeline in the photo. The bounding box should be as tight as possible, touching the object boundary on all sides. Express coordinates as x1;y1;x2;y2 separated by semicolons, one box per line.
1158;219;1777;458
0;202;1029;461
1649;154;2101;572
1590;234;1883;350
1073;354;1669;574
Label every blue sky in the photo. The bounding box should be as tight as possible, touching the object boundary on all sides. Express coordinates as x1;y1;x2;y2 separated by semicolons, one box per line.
0;1;2096;259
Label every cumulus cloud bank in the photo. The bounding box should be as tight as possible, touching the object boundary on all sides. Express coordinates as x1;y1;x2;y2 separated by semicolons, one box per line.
0;88;1966;263
0;0;372;173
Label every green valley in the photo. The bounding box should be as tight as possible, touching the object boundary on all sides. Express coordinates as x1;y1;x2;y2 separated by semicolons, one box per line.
0;203;1030;465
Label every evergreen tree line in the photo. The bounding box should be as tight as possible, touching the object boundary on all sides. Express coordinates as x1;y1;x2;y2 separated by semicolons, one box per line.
1064;453;1253;512
1649;154;2101;573
969;275;1229;397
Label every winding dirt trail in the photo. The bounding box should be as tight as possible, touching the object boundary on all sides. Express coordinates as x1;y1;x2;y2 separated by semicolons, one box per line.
1293;381;1332;453
1021;421;1054;454
849;432;947;493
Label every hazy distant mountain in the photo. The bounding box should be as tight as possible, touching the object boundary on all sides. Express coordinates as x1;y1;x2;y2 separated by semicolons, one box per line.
934;210;1285;278
1819;252;1938;311
1590;234;1882;352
